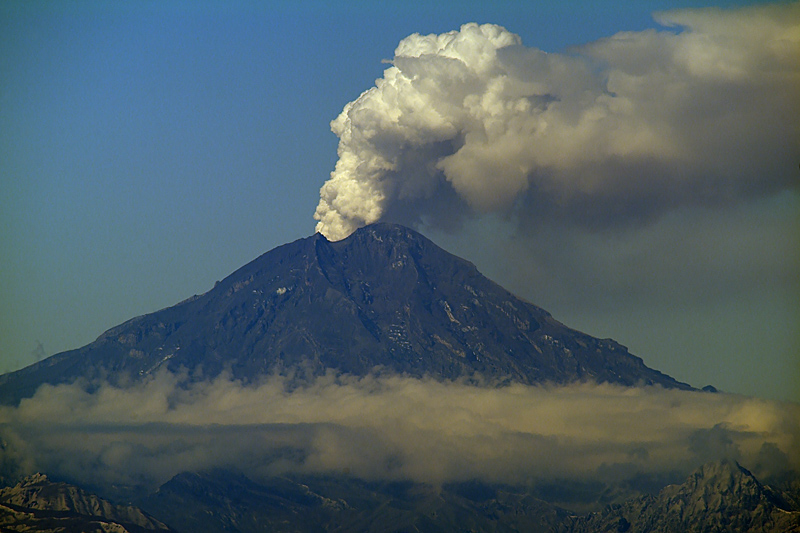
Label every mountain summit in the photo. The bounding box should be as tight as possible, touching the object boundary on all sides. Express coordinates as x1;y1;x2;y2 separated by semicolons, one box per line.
0;223;690;403
557;460;800;532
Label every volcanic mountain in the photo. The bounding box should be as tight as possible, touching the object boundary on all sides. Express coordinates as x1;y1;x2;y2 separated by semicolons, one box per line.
0;223;691;404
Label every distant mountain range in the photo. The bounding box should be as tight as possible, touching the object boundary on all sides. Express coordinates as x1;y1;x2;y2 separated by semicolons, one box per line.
2;461;797;532
0;223;691;405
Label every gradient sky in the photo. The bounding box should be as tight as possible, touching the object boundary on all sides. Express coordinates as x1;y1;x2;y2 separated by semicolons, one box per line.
1;0;798;401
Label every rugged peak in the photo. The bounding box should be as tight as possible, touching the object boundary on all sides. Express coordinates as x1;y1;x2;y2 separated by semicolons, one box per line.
322;223;466;268
558;460;800;532
660;458;798;517
0;473;171;530
18;472;49;486
340;221;418;240
663;459;761;508
337;222;432;249
690;459;753;485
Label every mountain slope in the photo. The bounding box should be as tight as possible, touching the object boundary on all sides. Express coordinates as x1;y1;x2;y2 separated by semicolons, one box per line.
0;473;171;532
137;469;569;533
0;223;691;404
557;460;800;532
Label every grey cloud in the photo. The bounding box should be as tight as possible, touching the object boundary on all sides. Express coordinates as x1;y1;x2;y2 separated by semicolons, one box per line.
1;371;797;491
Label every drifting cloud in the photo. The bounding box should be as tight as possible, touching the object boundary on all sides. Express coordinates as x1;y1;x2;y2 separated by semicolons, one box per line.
1;372;797;491
314;4;800;240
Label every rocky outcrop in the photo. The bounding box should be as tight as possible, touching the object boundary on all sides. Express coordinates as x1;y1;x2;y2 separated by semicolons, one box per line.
0;474;171;532
557;460;800;532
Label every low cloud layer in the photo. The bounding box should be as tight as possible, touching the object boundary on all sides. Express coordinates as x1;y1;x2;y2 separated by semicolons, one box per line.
314;4;799;240
1;371;797;491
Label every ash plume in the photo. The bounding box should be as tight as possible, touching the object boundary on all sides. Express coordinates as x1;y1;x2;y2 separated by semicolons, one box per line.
314;4;800;240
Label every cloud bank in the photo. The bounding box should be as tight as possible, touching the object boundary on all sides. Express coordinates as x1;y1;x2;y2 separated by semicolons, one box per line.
1;372;797;491
314;4;800;240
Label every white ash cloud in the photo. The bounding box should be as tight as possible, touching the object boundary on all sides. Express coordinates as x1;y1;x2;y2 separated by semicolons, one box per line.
314;4;800;240
1;371;797;490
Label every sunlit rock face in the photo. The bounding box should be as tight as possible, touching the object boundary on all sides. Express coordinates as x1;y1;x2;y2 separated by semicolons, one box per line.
0;222;690;405
0;473;170;532
557;460;800;533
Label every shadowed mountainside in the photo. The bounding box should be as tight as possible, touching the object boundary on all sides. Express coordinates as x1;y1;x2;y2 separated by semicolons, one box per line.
0;223;691;405
138;470;569;533
131;461;800;533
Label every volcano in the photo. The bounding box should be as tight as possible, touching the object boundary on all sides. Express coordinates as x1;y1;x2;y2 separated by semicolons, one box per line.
0;223;691;404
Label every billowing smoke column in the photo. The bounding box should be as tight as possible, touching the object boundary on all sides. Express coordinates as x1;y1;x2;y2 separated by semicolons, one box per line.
315;6;800;240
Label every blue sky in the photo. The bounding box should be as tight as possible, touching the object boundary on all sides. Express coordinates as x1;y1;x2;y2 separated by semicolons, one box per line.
1;0;797;401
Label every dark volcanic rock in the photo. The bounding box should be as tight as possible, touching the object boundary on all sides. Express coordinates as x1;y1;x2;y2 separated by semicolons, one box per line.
138;469;569;533
557;460;800;533
0;223;691;404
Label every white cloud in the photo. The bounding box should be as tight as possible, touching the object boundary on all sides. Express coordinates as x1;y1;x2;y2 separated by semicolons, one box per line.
314;5;800;240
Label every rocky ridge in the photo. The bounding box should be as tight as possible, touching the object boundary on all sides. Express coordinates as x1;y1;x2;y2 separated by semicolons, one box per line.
0;473;170;532
557;460;800;532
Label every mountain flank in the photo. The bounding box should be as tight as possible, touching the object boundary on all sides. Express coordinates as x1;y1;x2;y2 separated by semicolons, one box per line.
3;461;796;532
0;223;691;405
133;461;798;533
137;470;570;533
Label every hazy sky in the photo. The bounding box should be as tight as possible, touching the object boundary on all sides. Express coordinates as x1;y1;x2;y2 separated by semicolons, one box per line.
1;0;798;402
